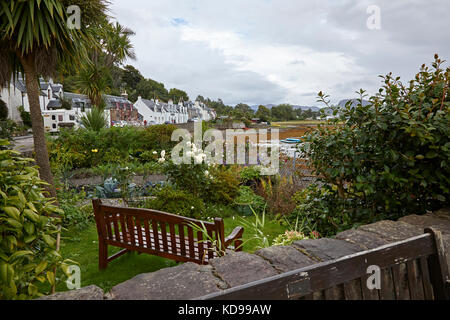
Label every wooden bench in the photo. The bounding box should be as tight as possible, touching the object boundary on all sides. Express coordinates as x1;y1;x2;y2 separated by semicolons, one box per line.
199;228;450;300
92;199;244;269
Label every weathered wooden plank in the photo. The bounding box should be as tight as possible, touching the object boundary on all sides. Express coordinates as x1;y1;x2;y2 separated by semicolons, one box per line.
343;278;363;300
179;224;186;256
379;267;396;300
169;223;177;254
187;226;195;259
199;233;435;300
419;256;434;300
391;263;410;300
425;228;450;300
406;260;424;299
143;219;151;249
151;219;160;251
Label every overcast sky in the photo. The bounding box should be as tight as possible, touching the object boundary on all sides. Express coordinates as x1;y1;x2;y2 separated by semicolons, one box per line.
109;0;450;106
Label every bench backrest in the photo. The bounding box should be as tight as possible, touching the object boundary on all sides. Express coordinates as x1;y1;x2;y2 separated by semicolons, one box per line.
198;228;450;300
93;199;226;264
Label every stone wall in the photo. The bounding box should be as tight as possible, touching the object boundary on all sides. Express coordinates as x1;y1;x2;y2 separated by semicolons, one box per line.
38;209;450;300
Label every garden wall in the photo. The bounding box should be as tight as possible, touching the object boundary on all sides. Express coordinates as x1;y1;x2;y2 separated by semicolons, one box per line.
39;209;450;300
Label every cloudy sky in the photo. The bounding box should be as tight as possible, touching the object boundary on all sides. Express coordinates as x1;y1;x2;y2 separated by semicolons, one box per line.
109;0;450;106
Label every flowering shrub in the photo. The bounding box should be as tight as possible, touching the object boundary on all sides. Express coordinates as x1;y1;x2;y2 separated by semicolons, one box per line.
141;186;206;219
272;231;308;246
160;143;240;204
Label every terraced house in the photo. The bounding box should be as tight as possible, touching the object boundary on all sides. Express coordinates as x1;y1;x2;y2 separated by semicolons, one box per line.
134;96;216;124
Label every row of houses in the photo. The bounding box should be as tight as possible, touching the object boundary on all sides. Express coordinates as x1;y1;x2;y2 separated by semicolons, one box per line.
134;96;216;125
1;76;216;132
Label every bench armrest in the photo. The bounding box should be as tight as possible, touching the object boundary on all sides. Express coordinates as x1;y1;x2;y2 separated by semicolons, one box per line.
224;226;244;251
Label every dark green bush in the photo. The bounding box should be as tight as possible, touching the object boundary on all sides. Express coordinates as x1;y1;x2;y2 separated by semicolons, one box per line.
142;186;206;219
299;56;450;227
48;124;177;170
18;106;32;128
0;99;8;120
0;120;18;140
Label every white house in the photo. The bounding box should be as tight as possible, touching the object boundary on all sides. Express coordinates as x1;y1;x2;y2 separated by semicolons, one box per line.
134;96;190;124
0;76;64;122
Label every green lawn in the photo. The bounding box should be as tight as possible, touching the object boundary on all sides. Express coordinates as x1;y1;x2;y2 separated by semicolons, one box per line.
55;215;285;293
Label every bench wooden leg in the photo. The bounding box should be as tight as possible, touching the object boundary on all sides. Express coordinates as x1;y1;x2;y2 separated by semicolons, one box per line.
99;241;108;270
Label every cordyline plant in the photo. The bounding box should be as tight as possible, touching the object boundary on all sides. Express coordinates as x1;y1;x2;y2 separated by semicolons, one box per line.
301;55;449;222
0;140;76;300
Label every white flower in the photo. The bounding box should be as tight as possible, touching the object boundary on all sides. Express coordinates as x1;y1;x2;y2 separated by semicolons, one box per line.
194;154;203;164
152;151;157;155
191;206;194;210
186;141;192;147
186;151;193;158
158;158;165;163
204;170;210;177
161;150;166;158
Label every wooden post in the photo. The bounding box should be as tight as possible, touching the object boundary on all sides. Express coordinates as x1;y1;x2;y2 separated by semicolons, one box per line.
425;227;450;300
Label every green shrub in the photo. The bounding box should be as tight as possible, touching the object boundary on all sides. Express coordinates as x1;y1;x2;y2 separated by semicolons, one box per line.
301;56;450;223
0;140;73;299
239;166;262;184
143;124;177;152
0;120;18;140
142;186;206;219
291;183;375;237
204;166;240;205
80;107;107;132
234;185;266;213
18;106;32;128
57;189;92;230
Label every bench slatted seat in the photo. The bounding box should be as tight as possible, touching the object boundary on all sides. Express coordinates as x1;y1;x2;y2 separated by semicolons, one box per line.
93;199;244;269
198;228;450;300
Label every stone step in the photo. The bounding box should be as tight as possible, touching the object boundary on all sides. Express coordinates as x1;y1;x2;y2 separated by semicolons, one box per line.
255;245;316;273
292;238;363;262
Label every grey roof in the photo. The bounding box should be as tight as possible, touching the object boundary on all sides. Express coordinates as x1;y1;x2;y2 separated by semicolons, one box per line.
14;79;27;93
47;100;62;109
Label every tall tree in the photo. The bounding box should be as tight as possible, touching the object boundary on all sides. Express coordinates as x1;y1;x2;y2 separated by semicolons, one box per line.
255;105;271;122
75;21;136;107
168;88;189;103
271;104;295;121
0;0;108;198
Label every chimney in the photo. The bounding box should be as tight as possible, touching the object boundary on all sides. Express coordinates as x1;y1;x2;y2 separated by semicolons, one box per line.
121;90;128;100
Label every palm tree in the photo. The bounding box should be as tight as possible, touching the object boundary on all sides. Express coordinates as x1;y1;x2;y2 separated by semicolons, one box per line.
0;0;107;198
104;22;136;67
74;21;136;106
75;62;111;107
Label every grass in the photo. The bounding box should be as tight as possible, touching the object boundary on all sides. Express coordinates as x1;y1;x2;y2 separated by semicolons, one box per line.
54;213;286;293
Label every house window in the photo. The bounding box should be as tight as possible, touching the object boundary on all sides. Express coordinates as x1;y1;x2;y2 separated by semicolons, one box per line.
58;115;63;122
52;115;56;120
81;103;85;112
52;124;56;129
69;115;75;121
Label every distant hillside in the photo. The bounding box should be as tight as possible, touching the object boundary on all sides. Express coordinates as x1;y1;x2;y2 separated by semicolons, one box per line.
250;104;320;112
338;99;371;107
